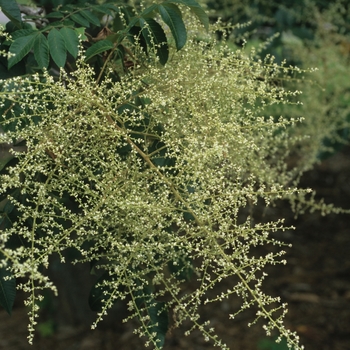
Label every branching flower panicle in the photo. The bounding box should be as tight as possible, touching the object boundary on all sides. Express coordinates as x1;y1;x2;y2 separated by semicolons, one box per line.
0;4;348;348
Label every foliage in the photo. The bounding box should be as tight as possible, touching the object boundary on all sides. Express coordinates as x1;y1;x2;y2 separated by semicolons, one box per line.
0;0;349;349
204;0;350;199
0;0;208;74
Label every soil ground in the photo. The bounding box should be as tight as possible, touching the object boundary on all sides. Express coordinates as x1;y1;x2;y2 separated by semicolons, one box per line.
1;147;350;350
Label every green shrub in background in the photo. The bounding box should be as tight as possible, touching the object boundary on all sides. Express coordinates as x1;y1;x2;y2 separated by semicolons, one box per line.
0;0;349;349
205;0;350;168
203;0;350;213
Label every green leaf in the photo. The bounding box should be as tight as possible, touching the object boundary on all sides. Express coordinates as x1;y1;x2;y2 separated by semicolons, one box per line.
119;5;136;23
106;32;123;45
101;3;120;12
1;28;35;46
88;271;124;312
128;25;147;52
8;34;37;69
151;142;175;168
168;253;193;281
159;2;182;17
80;9;101;27
84;40;114;62
258;336;290;350
37;320;55;337
112;13;125;33
166;0;209;31
134;285;169;349
158;4;187;50
94;5;113;16
0;56;25;79
45;11;64;19
0;90;23;132
43;20;74;29
140;3;158;18
75;27;88;41
0;152;14;172
48;28;67;68
0;0;22;28
33;33;49;69
8;28;36;41
91;3;120;15
0;211;12;229
148;301;168;348
0;189;20;211
0;263;16;315
88;271;111;312
70;13;90;27
139;18;168;65
122;16;140;36
60;27;79;58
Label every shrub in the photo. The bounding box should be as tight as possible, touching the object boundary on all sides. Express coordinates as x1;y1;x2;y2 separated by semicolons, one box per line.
0;1;348;349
